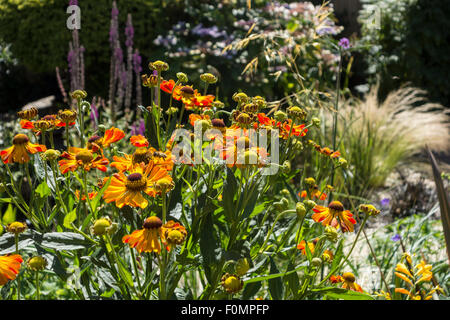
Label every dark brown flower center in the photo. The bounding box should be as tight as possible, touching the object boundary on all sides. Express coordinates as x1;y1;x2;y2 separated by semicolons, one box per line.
88;135;102;143
143;216;162;229
132;149;151;164
126;173;147;192
328;201;344;212
180;86;194;95
12;134;29;145
75;150;93;163
212;119;226;128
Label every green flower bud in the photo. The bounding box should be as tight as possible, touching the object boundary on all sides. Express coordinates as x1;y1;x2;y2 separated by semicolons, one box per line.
200;73;218;84
176;72;188;83
149;60;169;72
282;160;291;174
27;256;47;271
303;200;317;210
166;107;179;116
311;257;322;267
296;202;307;219
274;110;287;122
324;226;339;243
71;90;87;100
235;258;250;276
311;117;321;127
203;109;214;117
338;158;348;169
305;177;316;186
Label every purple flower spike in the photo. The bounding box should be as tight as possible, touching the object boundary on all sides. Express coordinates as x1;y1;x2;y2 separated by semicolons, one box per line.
391;234;401;242
338;37;350;50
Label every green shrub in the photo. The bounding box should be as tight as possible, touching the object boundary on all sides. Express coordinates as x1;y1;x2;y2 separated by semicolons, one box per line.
359;0;450;107
0;0;169;97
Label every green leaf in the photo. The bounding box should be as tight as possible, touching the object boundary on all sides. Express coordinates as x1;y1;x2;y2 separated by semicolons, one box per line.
63;208;77;230
199;213;222;284
35;181;51;198
90;177;111;211
268;257;284;300
41;232;91;251
2;203;16;225
284;261;300;297
222;167;237;222
242;281;261;299
312;287;375;300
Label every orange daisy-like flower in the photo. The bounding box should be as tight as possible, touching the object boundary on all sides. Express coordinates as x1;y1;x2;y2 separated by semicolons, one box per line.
299;185;327;200
110;148;173;173
130;135;149;148
297;238;318;255
189;113;210;127
192;94;215;109
75;190;98;201
1;134;47;164
161;220;188;252
279;119;308;140
58;147;109;174
160;79;177;94
103;162;173;209
341;272;364;292
87;127;125;152
312;201;356;232
123;216;164;253
0;254;23;286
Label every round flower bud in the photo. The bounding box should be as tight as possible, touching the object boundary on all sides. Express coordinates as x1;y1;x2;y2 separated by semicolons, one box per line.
359;204;380;217
322;250;334;263
324;226;339;243
212;100;225;109
311;117;321;127
17;107;38;120
202;109;214;118
232;92;249;104
166;107;178;116
282;160;291;174
58;109;77;124
252;96;266;109
200;73;218;84
292;139;303;152
7;221;27;235
155;177;175;194
198;119;212;132
27;256;47;271
311;257;322;267
149;60;169;72
0;183;5;193
287;106;307;121
176;72;188;83
91;217;114;236
303;200;317;210
296;202;307;219
71;90;87;100
305;177;316;186
41;149;61;161
274;110;287;122
338;158;348;169
280;189;290;197
235;258;250;276
221;273;244;294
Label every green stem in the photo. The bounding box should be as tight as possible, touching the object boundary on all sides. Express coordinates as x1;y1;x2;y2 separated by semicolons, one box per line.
35;271;40;300
15;234;20;300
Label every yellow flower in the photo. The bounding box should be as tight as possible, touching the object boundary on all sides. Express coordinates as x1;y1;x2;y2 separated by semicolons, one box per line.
161;220;187;252
6;221;27;235
27;256;47;271
123;216;163;253
221;273;244;294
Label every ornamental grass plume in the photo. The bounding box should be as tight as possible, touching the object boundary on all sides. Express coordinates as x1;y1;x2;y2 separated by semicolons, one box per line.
330;85;450;197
